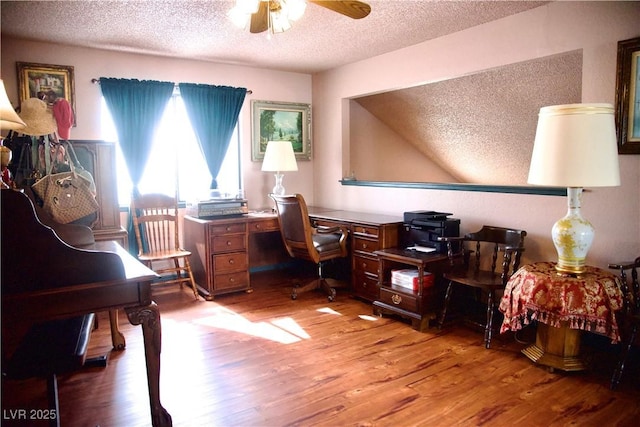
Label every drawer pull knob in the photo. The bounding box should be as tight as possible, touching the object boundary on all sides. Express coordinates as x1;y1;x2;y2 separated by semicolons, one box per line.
362;262;367;268
226;241;232;246
362;281;367;288
392;294;402;305
226;226;232;231
362;243;368;249
229;278;235;283
229;259;235;264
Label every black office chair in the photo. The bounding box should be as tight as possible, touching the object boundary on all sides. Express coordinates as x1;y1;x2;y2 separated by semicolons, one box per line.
270;193;349;301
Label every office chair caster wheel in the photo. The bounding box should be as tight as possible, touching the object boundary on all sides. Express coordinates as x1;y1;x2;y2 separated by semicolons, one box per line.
327;295;334;302
291;292;297;300
327;289;336;302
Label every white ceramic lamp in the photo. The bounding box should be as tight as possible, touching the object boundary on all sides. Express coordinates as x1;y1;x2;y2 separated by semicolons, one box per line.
261;140;298;196
528;103;620;274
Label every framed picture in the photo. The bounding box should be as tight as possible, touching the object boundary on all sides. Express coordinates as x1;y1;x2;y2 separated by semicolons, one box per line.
16;61;76;125
251;100;311;161
614;37;640;154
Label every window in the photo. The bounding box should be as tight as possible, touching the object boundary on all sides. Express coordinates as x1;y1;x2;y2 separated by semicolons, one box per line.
102;92;241;206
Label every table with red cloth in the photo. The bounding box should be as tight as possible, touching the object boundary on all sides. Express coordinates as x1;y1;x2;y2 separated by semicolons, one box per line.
499;262;623;343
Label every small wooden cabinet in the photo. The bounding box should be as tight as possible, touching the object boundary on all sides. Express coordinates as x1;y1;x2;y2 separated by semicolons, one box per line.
63;140;127;246
184;216;251;300
373;248;449;331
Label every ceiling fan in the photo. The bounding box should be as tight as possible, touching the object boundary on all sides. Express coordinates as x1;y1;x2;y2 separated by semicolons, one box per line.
229;0;371;34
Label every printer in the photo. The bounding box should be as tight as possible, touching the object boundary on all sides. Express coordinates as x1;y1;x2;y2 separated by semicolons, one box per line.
401;211;460;253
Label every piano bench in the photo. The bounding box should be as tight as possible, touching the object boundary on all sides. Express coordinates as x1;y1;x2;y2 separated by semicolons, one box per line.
3;313;102;427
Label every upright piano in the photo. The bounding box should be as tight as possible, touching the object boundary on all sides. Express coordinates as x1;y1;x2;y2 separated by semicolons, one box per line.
1;189;172;427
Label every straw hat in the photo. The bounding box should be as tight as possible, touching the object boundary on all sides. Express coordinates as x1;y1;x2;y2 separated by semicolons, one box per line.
18;98;57;136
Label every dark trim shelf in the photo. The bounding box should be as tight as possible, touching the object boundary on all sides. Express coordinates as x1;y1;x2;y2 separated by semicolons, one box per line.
339;179;566;196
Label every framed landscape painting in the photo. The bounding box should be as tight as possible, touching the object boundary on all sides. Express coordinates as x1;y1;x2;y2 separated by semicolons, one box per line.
252;100;311;161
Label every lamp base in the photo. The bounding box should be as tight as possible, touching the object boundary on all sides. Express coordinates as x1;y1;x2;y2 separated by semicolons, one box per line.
272;172;285;196
552;187;593;275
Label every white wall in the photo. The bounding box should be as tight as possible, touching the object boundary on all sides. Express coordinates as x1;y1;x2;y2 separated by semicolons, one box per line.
0;37;314;209
312;1;640;269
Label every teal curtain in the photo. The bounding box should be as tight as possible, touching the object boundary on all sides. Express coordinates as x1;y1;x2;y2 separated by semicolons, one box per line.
99;78;174;193
99;77;174;253
178;83;247;189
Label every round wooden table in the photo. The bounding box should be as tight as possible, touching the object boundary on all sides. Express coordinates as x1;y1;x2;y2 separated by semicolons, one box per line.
499;262;623;371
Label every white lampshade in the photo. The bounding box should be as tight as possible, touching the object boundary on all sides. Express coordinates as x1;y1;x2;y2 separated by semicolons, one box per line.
528;103;620;187
261;140;298;172
0;79;26;131
528;103;620;274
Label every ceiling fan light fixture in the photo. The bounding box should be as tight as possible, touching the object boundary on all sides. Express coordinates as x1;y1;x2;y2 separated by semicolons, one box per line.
228;6;251;28
237;0;261;14
285;0;307;21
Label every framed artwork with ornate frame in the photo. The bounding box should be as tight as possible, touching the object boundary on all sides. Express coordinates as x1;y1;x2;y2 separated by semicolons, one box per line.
614;37;640;154
16;61;76;124
251;100;311;161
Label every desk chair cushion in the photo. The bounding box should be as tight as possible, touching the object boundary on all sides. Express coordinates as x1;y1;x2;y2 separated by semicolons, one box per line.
313;233;342;253
5;313;95;379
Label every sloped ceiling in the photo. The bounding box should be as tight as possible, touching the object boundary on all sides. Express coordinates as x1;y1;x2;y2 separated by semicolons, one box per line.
353;50;583;185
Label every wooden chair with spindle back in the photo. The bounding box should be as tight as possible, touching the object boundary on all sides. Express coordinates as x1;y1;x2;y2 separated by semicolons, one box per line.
609;256;640;390
437;225;527;349
130;192;199;300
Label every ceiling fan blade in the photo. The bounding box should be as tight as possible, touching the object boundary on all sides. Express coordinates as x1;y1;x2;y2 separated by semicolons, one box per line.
310;1;371;19
250;1;269;33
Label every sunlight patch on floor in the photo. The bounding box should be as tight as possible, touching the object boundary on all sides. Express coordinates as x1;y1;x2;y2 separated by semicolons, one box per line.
317;307;342;315
358;314;380;321
193;306;308;344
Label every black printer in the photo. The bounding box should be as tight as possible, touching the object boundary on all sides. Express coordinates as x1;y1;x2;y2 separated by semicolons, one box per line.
401;211;460;253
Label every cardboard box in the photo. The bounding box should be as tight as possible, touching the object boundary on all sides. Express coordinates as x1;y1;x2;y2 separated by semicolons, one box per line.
391;269;434;291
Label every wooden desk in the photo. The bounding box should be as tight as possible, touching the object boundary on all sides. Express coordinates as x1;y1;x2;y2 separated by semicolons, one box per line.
373;248;449;331
499;262;623;371
184;208;403;301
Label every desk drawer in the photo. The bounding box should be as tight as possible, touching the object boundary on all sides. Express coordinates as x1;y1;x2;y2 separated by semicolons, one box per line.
213;271;249;291
209;222;246;235
353;236;379;253
212;234;246;252
353;224;379;238
213;252;248;272
353;271;379;301
353;253;379;276
379;287;419;312
249;218;279;233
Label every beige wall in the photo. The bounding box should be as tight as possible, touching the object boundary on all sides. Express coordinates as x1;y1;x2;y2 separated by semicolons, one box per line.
312;1;640;269
0;37;314;210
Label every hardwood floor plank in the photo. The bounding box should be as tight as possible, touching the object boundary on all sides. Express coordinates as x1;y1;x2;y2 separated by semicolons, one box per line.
2;271;639;426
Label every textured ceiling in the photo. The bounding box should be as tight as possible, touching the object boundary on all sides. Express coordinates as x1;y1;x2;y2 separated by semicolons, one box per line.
1;0;548;74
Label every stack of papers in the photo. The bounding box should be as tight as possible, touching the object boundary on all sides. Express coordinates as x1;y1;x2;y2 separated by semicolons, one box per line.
391;269;434;291
406;245;437;253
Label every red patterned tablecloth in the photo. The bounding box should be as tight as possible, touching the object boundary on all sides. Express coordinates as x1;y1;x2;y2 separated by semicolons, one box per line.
499;262;623;343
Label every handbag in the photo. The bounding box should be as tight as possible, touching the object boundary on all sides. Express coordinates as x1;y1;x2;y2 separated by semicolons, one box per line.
31;146;99;224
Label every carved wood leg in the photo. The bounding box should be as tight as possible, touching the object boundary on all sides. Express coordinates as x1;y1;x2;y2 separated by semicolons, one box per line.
109;309;126;350
438;280;454;329
485;290;494;349
125;302;172;427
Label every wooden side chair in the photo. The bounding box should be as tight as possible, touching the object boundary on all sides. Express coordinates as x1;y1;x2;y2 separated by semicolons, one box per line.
609;256;640;390
438;225;527;348
270;193;349;302
130;193;199;300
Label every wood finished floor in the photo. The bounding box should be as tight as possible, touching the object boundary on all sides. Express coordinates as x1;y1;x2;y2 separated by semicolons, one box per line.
2;271;639;427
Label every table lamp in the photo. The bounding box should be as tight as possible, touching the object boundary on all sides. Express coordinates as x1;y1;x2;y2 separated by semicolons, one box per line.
261;140;298;195
528;103;620;274
0;79;26;188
